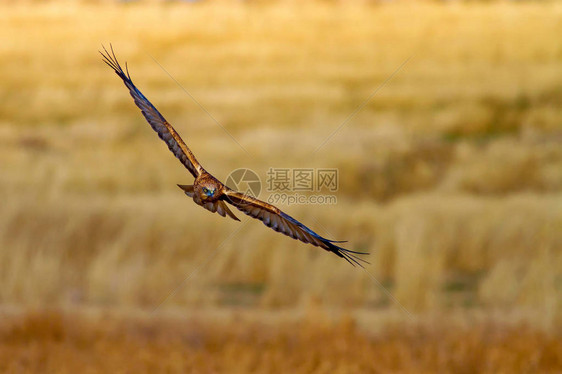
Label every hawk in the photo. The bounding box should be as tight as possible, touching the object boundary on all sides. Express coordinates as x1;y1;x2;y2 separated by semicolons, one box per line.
101;46;368;267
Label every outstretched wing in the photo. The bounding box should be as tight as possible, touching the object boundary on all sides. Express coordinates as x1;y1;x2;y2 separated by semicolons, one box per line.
223;190;369;267
100;45;202;178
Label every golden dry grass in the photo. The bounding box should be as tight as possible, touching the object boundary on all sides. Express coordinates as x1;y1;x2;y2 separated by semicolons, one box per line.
0;309;561;374
1;3;562;370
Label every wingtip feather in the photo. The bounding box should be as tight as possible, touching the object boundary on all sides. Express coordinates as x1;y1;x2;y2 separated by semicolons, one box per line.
330;243;370;268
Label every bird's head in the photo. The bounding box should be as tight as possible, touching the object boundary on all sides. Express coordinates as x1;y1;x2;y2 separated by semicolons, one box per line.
201;186;216;199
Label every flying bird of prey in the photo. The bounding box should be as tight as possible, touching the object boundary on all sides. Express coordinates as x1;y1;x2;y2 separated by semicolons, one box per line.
100;46;368;267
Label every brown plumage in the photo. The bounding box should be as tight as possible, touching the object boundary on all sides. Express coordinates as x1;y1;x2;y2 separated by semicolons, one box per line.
101;45;368;267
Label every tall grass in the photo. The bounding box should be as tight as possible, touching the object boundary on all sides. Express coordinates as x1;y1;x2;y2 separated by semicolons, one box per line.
1;310;561;374
0;1;561;322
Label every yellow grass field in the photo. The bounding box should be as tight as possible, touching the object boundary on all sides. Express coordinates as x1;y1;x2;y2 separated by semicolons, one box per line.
1;309;562;373
1;1;562;372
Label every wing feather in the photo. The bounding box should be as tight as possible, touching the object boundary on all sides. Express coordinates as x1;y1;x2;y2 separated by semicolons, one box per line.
100;45;202;178
223;190;369;267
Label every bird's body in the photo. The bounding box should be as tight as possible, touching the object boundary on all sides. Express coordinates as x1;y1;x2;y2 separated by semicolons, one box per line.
179;173;241;221
101;46;368;267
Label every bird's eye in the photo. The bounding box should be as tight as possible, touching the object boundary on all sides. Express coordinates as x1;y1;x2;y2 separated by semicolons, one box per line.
202;187;208;193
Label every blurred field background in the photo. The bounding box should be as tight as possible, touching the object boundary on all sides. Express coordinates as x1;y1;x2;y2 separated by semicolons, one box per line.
1;1;562;372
